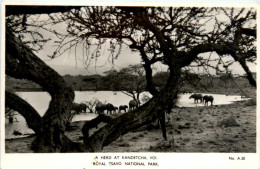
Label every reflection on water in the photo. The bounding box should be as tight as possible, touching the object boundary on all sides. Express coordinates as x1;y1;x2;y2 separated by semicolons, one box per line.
5;91;249;139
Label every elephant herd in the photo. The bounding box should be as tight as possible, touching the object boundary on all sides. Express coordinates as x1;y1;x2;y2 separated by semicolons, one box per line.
72;94;214;115
72;103;88;114
189;93;214;106
71;99;140;115
96;99;140;114
95;99;139;114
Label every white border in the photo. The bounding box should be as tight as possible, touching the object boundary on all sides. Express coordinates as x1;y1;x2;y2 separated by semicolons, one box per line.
1;1;259;169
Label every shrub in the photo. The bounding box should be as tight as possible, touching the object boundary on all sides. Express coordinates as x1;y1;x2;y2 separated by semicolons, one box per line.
216;116;240;127
131;136;138;140
118;142;130;147
168;130;174;135
138;134;144;137
244;99;256;106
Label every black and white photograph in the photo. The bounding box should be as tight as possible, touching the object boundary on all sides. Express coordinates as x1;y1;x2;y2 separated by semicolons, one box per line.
1;1;259;169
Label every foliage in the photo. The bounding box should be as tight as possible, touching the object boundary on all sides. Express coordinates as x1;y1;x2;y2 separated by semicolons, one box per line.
84;98;101;113
244;98;256;106
102;64;146;100
6;72;255;95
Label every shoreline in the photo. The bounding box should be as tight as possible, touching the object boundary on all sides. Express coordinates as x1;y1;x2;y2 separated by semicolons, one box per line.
5;99;254;141
6;100;256;153
12;89;253;97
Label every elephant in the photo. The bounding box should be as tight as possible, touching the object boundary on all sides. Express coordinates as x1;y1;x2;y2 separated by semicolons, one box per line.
72;103;87;114
106;103;118;114
95;102;107;114
203;95;214;106
129;99;139;110
189;93;203;103
119;105;128;113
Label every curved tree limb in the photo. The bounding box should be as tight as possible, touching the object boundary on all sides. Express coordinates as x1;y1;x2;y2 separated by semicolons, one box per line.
5;91;41;133
180;43;256;87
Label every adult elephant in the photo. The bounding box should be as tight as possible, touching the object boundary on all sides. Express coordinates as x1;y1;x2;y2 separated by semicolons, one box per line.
95;102;107;114
129;99;139;110
72;103;87;114
189;93;203;103
106;103;118;114
203;95;214;106
119;105;128;113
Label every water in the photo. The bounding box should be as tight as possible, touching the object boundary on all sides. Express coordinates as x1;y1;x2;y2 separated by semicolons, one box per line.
5;91;248;139
176;93;248;107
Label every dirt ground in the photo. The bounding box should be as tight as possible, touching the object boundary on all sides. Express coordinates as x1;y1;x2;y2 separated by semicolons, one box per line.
5;99;256;153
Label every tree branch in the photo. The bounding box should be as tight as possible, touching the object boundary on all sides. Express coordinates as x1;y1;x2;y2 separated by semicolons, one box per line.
5;91;41;133
6;6;81;16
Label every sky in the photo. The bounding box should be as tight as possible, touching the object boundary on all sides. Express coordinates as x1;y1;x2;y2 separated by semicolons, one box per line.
39;44;256;76
16;6;257;76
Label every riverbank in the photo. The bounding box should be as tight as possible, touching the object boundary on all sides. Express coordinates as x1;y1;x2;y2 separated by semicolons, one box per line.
5;99;256;153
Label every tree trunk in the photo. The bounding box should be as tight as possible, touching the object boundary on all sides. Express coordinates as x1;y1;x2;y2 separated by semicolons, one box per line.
6;27;75;152
84;69;181;152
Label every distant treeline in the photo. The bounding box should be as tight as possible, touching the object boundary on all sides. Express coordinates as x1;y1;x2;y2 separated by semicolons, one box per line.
5;73;255;96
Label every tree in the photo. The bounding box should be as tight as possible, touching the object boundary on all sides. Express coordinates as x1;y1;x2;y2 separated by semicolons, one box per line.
5;6;79;152
5;6;256;152
104;64;146;102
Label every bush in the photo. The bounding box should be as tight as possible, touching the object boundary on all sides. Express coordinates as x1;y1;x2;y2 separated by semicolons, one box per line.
131;136;138;140
244;99;256;106
138;134;145;137
216;116;240;127
118;142;131;147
